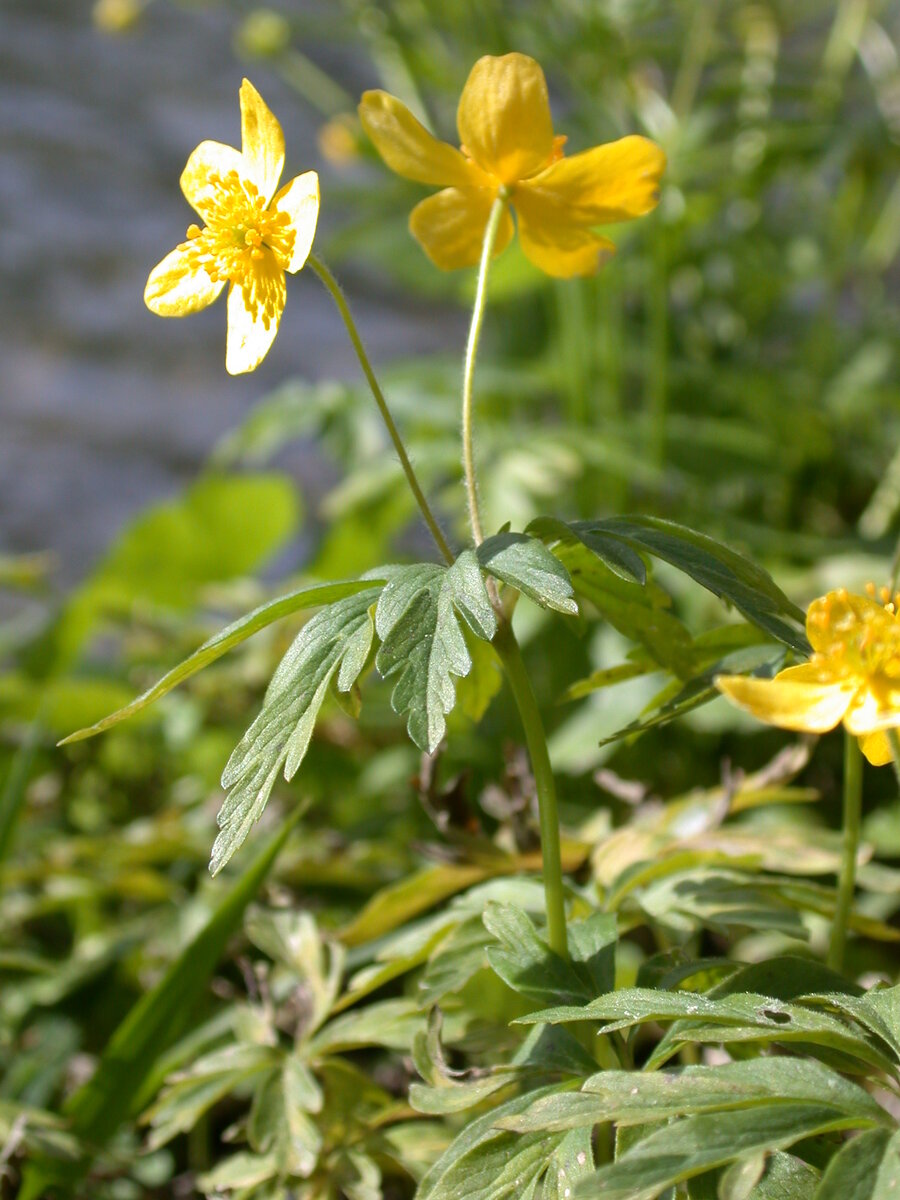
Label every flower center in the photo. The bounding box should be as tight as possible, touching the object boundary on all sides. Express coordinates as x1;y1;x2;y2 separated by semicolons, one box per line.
182;170;295;289
808;588;900;685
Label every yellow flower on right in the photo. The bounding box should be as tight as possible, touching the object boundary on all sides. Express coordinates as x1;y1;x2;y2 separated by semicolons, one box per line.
358;52;665;277
716;588;900;766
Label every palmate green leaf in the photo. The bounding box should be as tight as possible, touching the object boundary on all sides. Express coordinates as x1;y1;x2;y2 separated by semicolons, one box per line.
416;1085;566;1200
542;1129;594;1200
689;1154;820;1200
801;985;900;1061
213;586;383;875
815;1128;900;1200
589;516;809;652
527;516;646;584
578;1104;870;1200
247;1055;323;1177
483;905;617;1008
477;532;579;615
598;647;785;747
499;1057;887;1134
374;553;497;753
411;1009;518;1116
144;1044;279;1150
17;811;297;1200
734;1153;819;1200
484;902;592;1007
517;988;896;1074
308;998;425;1055
59;580;382;744
552;539;696;678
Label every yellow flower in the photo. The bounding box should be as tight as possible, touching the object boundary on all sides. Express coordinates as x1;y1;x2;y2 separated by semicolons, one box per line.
358;52;665;278
145;79;319;375
716;588;900;766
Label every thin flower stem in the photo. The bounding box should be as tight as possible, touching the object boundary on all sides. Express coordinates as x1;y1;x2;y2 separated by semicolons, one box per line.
828;730;863;974
462;194;508;546
493;619;569;959
888;728;900;795
308;254;454;566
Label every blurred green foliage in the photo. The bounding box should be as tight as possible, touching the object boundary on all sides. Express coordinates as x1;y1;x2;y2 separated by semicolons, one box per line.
5;0;900;1196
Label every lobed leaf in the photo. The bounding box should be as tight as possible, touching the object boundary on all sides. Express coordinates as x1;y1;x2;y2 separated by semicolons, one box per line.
582;515;808;652
500;1057;886;1133
213;586;383;874
374;553;497;753
60;579;382;744
814;1128;900;1200
477;532;578;615
579;1103;870;1199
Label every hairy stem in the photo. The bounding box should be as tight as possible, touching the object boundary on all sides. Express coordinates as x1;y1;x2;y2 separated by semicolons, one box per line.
462;194;508;546
493;620;568;958
308;254;454;565
828;731;862;973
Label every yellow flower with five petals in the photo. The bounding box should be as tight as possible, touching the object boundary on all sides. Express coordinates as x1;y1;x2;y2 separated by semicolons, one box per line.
145;79;319;375
358;52;665;278
716;588;900;766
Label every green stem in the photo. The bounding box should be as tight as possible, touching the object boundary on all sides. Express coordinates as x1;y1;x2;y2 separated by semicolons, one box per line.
888;728;900;796
462;194;508;546
493;620;568;958
308;254;454;566
828;731;863;973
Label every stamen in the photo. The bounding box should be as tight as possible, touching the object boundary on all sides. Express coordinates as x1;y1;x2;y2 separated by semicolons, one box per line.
186;223;202;239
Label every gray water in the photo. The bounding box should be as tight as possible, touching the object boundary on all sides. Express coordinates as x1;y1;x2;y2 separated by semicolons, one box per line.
1;0;461;588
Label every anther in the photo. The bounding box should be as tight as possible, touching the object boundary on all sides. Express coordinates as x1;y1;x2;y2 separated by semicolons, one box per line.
881;586;892;604
186;223;202;239
866;581;877;597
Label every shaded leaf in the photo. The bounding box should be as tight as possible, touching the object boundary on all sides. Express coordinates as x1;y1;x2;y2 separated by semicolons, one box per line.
815;1128;900;1200
579;1104;871;1199
581;516;808;652
527;516;646;584
17;811;298;1200
484;903;591;1006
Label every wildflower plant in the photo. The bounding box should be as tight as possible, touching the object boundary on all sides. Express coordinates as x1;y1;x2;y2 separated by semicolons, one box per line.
17;38;900;1200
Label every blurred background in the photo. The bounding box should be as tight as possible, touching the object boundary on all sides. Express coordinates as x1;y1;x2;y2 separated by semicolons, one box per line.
5;1;900;1195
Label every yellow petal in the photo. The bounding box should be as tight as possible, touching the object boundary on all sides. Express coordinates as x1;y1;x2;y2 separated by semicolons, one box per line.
224;249;286;375
408;187;513;270
456;53;554;184
180;140;245;221
240;78;285;203
144;243;225;316
843;686;900;735
715;672;855;733
860;731;893;766
526;135;665;223
272;170;320;272
513;188;615;277
358;90;480;188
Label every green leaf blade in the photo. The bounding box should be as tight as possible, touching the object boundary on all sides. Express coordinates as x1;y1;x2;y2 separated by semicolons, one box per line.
59;579;382;745
212;586;383;874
